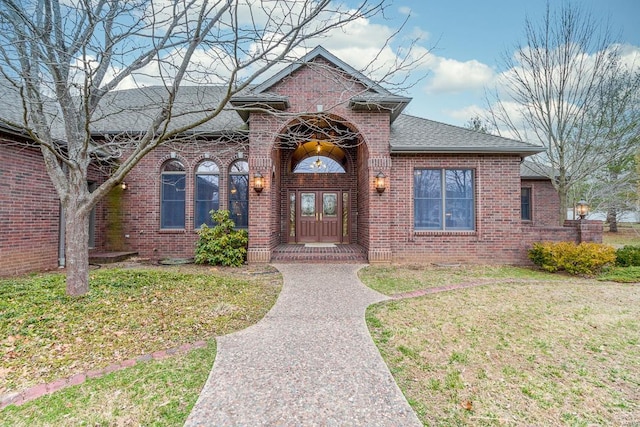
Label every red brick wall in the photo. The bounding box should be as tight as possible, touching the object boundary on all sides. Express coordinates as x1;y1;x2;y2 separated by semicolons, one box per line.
245;58;393;260
0;139;107;276
0;141;61;276
521;178;560;226
119;141;247;261
389;154;527;264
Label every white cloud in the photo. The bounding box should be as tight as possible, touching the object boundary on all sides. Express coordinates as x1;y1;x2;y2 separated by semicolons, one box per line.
398;6;414;16
424;57;495;94
446;104;487;123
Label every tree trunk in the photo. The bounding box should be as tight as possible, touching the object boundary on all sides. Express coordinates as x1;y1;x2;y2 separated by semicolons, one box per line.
607;207;618;232
558;185;568;226
64;204;91;296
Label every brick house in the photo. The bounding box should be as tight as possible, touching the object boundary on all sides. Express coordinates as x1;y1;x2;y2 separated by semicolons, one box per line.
0;46;599;276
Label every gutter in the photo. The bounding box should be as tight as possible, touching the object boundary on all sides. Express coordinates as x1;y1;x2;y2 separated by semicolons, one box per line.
390;146;544;157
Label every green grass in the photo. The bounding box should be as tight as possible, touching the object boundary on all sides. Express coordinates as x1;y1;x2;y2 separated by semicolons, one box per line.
603;223;640;247
363;271;640;426
358;264;561;295
0;264;281;425
0;341;216;426
599;266;640;283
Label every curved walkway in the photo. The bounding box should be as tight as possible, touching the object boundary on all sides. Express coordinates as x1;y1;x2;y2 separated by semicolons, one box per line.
185;264;421;426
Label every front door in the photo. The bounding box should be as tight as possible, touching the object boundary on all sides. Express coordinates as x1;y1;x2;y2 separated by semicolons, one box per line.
298;191;341;243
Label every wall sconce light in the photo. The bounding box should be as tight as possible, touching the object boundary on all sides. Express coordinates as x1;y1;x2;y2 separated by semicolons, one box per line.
120;182;127;191
253;172;264;194
576;200;589;219
374;172;386;195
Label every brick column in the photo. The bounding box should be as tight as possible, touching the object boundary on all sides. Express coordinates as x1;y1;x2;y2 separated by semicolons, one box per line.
247;156;274;264
367;156;392;263
563;220;604;243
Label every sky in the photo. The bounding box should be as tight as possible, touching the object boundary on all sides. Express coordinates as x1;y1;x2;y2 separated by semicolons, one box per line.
323;0;640;127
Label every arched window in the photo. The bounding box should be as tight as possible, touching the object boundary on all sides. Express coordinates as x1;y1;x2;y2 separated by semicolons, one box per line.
228;160;249;229
195;160;220;228
291;141;347;173
161;159;186;229
293;155;346;173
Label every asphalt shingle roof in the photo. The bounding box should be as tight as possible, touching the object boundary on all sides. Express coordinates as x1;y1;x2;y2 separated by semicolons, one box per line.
390;114;543;156
91;85;247;135
1;80;542;157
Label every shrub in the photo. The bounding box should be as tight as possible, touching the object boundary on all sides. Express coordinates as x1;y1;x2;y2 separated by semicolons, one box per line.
528;241;616;275
194;210;248;267
615;245;640;267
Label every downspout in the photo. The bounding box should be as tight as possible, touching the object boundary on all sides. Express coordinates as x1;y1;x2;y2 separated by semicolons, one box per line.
58;201;65;268
58;164;67;268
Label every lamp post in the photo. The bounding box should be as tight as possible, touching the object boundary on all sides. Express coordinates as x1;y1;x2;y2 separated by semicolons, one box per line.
576;200;589;220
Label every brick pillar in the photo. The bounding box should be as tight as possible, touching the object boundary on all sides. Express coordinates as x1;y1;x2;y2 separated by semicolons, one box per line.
564;220;604;243
247;155;274;263
367;157;392;263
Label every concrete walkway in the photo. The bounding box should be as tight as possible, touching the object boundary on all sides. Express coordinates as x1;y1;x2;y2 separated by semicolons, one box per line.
185;264;422;426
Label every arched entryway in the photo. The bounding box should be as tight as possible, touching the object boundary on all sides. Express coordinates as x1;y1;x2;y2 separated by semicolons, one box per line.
276;115;362;245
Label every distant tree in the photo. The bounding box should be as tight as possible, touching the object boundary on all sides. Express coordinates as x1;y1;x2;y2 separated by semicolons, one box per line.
0;0;423;296
584;155;638;230
587;69;640;230
487;2;640;225
464;115;491;134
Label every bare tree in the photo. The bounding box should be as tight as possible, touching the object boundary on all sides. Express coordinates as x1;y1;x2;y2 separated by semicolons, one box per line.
487;2;640;224
0;0;423;295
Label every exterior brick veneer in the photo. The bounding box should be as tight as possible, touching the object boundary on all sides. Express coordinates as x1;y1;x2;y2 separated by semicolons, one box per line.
0;49;604;274
0;141;107;276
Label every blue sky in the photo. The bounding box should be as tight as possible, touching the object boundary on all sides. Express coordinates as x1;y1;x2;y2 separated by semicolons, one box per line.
111;0;639;130
351;0;640;126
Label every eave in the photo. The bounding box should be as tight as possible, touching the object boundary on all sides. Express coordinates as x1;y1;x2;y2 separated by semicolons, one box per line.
230;95;290;122
349;95;412;124
390;145;544;157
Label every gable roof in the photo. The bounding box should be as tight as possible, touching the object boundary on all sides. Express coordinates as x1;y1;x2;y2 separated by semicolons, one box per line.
253;46;393;95
390;114;543;157
231;46;411;123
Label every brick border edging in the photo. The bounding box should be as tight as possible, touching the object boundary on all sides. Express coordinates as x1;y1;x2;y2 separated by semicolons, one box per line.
0;340;209;410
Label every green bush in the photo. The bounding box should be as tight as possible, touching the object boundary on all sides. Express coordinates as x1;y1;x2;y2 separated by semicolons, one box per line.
194;210;248;267
528;241;616;275
615;245;640;267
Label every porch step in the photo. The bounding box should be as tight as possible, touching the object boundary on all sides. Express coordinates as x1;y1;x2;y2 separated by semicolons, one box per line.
270;244;367;263
89;251;138;264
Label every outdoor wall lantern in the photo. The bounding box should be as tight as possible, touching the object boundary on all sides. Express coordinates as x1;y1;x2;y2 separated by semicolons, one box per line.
374;172;386;195
253;172;264;194
120;181;127;191
576;200;589;219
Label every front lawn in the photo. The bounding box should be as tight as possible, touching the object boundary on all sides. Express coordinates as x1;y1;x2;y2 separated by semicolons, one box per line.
0;263;281;425
362;265;640;426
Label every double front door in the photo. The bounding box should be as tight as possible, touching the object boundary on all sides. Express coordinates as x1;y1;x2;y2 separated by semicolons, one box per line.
297;190;343;243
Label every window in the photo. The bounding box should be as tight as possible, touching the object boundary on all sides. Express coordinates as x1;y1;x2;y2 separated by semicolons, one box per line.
293;156;346;173
521;187;532;221
414;169;474;230
229;160;249;228
161;159;186;229
195;160;220;228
